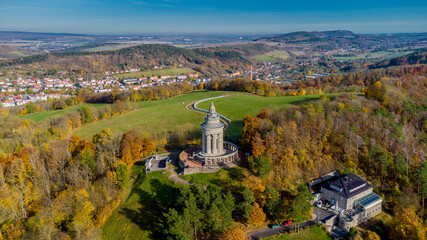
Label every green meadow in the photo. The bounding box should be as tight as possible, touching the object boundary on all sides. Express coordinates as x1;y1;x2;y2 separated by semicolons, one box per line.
196;93;339;140
253;50;290;62
73;91;338;140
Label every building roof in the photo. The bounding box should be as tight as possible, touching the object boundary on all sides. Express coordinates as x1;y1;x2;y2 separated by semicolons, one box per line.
322;173;372;198
354;192;382;209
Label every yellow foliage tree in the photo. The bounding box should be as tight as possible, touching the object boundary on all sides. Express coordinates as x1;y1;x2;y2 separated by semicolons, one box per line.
244;175;266;206
297;89;306;96
389;208;425;240
247;202;266;226
221;228;249;240
362;230;381;240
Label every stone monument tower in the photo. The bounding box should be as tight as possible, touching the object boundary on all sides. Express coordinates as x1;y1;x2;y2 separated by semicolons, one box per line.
200;102;225;156
178;101;239;173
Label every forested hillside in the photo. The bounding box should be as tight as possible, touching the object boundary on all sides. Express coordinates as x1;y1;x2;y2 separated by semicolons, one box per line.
370;48;427;69
239;69;426;239
0;43;270;76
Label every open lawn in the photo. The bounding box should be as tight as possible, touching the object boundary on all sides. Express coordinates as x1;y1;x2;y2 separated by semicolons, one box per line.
73;91;339;140
262;226;332;240
73;91;223;138
102;166;184;240
114;68;195;79
21;103;107;122
253;50;290;62
196;93;339;140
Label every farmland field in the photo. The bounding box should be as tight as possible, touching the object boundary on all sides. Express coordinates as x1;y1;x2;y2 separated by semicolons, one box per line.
253;50;290;62
334;50;413;61
73;91;339;140
114;68;196;79
83;44;136;52
8;50;29;57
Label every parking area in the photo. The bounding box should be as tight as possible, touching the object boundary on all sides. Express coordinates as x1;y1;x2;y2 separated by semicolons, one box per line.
313;205;335;223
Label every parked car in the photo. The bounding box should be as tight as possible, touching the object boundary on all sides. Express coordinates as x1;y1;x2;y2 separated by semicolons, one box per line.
284;220;292;226
316;200;322;208
271;224;280;229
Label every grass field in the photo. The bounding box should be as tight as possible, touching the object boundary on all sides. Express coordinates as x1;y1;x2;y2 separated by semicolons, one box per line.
333;54;366;61
334;50;413;61
102;166;184;240
196;93;339;140
262;226;332;240
84;44;135;52
21;103;107;122
73;91;339;140
73;91;223;138
8;50;29;57
290;51;305;56
114;68;195;79
253;50;290;62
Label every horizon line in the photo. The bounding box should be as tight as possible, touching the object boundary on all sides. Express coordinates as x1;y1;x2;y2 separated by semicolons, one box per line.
1;29;427;37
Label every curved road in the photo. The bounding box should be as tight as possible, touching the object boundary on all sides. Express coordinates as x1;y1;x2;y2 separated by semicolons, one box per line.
186;95;230;131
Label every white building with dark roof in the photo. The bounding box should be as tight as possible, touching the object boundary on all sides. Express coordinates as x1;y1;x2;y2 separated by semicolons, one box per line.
310;172;382;231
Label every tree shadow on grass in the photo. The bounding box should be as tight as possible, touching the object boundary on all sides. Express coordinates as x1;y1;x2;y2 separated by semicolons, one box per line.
211;167;246;193
226;120;243;142
120;178;180;239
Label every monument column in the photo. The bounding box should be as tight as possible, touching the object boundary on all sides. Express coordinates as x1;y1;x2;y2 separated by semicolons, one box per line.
202;133;205;152
218;133;224;153
206;134;211;154
212;134;217;154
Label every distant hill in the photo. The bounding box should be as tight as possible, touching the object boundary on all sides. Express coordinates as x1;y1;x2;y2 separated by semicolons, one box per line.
0;43;269;76
369;48;427;69
0;31;94;41
257;30;358;43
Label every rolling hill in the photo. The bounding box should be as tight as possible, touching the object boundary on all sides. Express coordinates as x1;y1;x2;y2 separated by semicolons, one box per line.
369;48;427;69
0;43;269;76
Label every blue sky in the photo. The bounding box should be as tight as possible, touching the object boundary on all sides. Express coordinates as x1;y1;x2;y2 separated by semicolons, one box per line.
1;0;426;34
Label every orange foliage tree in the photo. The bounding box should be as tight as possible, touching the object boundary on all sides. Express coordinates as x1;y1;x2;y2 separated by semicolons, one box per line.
120;130;156;166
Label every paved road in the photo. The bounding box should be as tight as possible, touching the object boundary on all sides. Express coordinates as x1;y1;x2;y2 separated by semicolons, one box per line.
247;220;316;239
186;97;230;131
248;221;316;239
248;205;335;239
169;174;190;185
